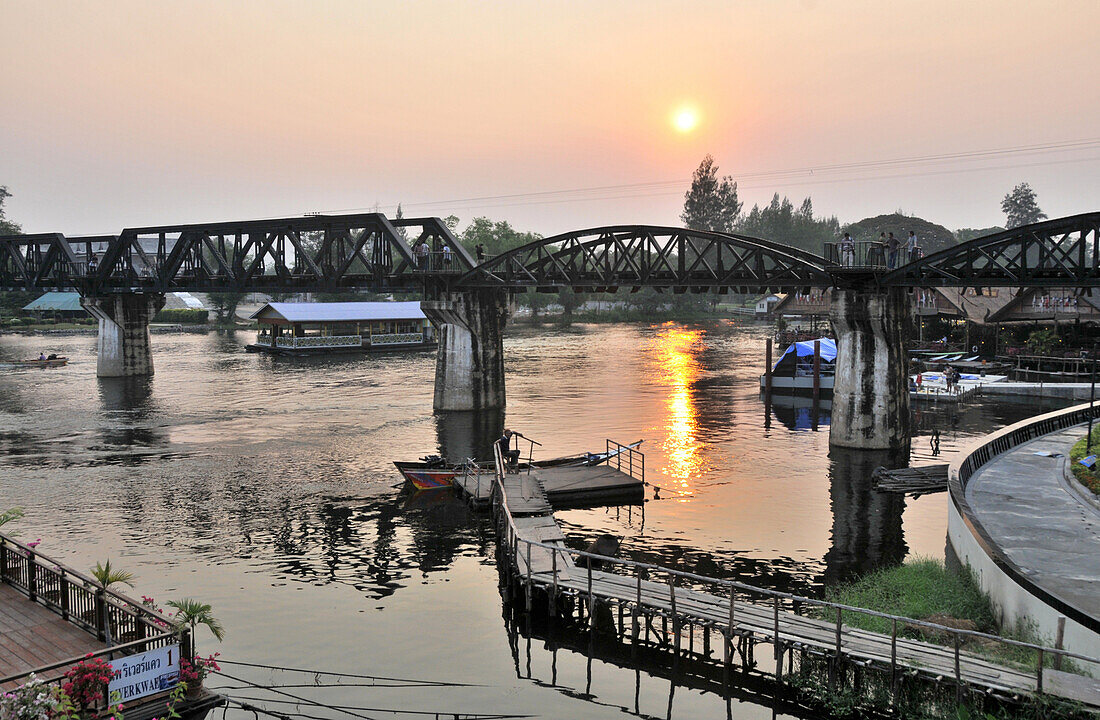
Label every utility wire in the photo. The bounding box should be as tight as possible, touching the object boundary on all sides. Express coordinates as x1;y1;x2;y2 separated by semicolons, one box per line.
303;136;1100;217
216;659;480;687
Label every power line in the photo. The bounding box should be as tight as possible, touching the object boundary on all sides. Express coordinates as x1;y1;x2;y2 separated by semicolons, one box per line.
306;136;1100;217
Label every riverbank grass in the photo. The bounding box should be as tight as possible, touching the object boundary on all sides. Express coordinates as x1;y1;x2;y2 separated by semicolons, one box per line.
1068;427;1100;496
825;557;994;636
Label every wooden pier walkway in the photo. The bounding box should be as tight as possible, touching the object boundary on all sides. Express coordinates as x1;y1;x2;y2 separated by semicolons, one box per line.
489;448;1100;709
0;584;103;687
0;534;224;718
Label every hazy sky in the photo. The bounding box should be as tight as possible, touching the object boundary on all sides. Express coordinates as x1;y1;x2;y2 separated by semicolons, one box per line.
2;1;1098;238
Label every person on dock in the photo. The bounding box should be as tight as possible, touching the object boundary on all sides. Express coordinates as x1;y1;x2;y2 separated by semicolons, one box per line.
499;428;523;467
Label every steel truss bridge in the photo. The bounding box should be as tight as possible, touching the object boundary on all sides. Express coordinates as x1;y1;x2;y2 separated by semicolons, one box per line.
1;212;1098;295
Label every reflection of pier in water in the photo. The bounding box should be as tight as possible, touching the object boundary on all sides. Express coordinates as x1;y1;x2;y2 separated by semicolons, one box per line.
503;608;818;720
823;448;908;586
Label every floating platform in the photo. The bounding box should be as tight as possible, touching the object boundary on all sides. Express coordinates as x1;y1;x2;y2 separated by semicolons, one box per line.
453;463;644;510
450;441;645;511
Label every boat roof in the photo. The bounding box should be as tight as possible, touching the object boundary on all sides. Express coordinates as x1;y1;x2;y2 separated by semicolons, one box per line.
250;301;426;323
774;337;837;370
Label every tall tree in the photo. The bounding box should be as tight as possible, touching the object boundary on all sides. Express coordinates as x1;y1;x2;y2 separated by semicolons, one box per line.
0;186;19;235
681;155;742;232
1001;183;1047;228
738;194;839;253
0;188;35;315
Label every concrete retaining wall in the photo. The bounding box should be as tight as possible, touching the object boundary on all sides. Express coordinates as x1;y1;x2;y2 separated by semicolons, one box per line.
948;402;1100;666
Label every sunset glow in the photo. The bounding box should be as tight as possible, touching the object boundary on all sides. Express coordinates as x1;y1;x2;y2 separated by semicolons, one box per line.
651;326;706;497
672;107;699;134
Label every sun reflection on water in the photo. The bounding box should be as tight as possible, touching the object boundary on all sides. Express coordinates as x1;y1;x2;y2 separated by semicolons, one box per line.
649;325;706;498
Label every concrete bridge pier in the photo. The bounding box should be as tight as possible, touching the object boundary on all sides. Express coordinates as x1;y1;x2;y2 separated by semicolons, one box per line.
81;294;165;377
422;289;513;412
829;286;911;450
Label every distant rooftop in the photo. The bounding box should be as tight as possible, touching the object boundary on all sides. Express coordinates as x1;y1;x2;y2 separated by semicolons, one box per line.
23;292;84;312
250;301;426;323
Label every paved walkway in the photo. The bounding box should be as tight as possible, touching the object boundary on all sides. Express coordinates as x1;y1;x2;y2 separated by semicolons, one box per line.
965;424;1100;620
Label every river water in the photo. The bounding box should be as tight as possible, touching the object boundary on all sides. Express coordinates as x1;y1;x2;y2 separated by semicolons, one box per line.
0;323;1068;719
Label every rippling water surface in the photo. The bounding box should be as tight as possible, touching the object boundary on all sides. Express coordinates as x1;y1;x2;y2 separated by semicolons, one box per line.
0;323;1068;719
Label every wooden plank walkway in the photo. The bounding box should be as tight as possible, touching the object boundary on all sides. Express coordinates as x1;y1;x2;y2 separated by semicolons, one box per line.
0;584;104;688
495;468;1100;708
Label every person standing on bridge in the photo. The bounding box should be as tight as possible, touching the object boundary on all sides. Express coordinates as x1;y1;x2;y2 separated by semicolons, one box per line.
886;232;899;269
414;240;429;270
839;232;854;267
475;243;485;262
906;230;919;262
442;243;453;268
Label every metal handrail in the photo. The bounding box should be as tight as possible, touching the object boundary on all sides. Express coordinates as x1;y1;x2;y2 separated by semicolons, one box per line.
489;449;1100;690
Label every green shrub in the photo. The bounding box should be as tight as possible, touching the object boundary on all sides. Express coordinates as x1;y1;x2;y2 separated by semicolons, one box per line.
154;308;208;324
1069;429;1100;496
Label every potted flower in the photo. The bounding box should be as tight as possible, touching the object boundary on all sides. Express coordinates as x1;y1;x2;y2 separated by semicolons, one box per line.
178;654;221;699
62;655;114;715
0;674;58;720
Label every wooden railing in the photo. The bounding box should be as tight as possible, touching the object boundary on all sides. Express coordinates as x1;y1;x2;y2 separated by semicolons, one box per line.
369;332;425;346
489;449;1100;701
0;533;188;687
275;335;362;349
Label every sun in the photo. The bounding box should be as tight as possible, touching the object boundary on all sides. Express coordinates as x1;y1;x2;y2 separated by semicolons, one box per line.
672;107;699;133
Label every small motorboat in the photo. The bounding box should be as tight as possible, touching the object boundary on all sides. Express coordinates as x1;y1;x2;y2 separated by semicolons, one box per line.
10;357;69;368
394;440;644;491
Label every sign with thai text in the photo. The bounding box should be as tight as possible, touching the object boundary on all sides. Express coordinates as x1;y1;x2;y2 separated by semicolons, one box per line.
108;644;180;704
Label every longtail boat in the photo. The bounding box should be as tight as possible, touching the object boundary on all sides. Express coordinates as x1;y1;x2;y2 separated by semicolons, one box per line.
5;357;69;368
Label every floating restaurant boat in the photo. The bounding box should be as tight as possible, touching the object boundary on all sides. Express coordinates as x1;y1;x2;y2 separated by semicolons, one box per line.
395;440;644;491
759;337;835;395
247;301;436;355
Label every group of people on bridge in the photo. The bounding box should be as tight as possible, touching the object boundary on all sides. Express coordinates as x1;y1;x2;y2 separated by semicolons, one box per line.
836;229;922;269
411;239;454;271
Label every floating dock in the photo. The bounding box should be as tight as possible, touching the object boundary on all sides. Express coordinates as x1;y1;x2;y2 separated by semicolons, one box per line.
451;440;645;511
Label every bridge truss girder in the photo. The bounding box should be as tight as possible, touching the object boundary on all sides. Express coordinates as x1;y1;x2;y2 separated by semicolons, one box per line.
455;226;832;292
880;213;1100;288
0;214;475;294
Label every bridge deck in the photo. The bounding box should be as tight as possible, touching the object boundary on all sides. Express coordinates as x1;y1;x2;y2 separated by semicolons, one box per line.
496;469;1100;707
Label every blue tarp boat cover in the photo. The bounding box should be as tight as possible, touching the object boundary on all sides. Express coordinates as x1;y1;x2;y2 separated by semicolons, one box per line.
773;337;837;372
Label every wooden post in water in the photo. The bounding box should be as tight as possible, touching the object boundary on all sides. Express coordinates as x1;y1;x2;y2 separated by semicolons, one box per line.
670;579;680;656
812;339;821;404
764;338;773;430
765;338;773;399
774;596;782;682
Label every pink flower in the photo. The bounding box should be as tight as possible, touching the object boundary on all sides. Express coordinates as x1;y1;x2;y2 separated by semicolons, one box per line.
27;539;40;548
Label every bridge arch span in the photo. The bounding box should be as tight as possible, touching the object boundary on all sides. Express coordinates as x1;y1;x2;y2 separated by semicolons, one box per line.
455;225;831;292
